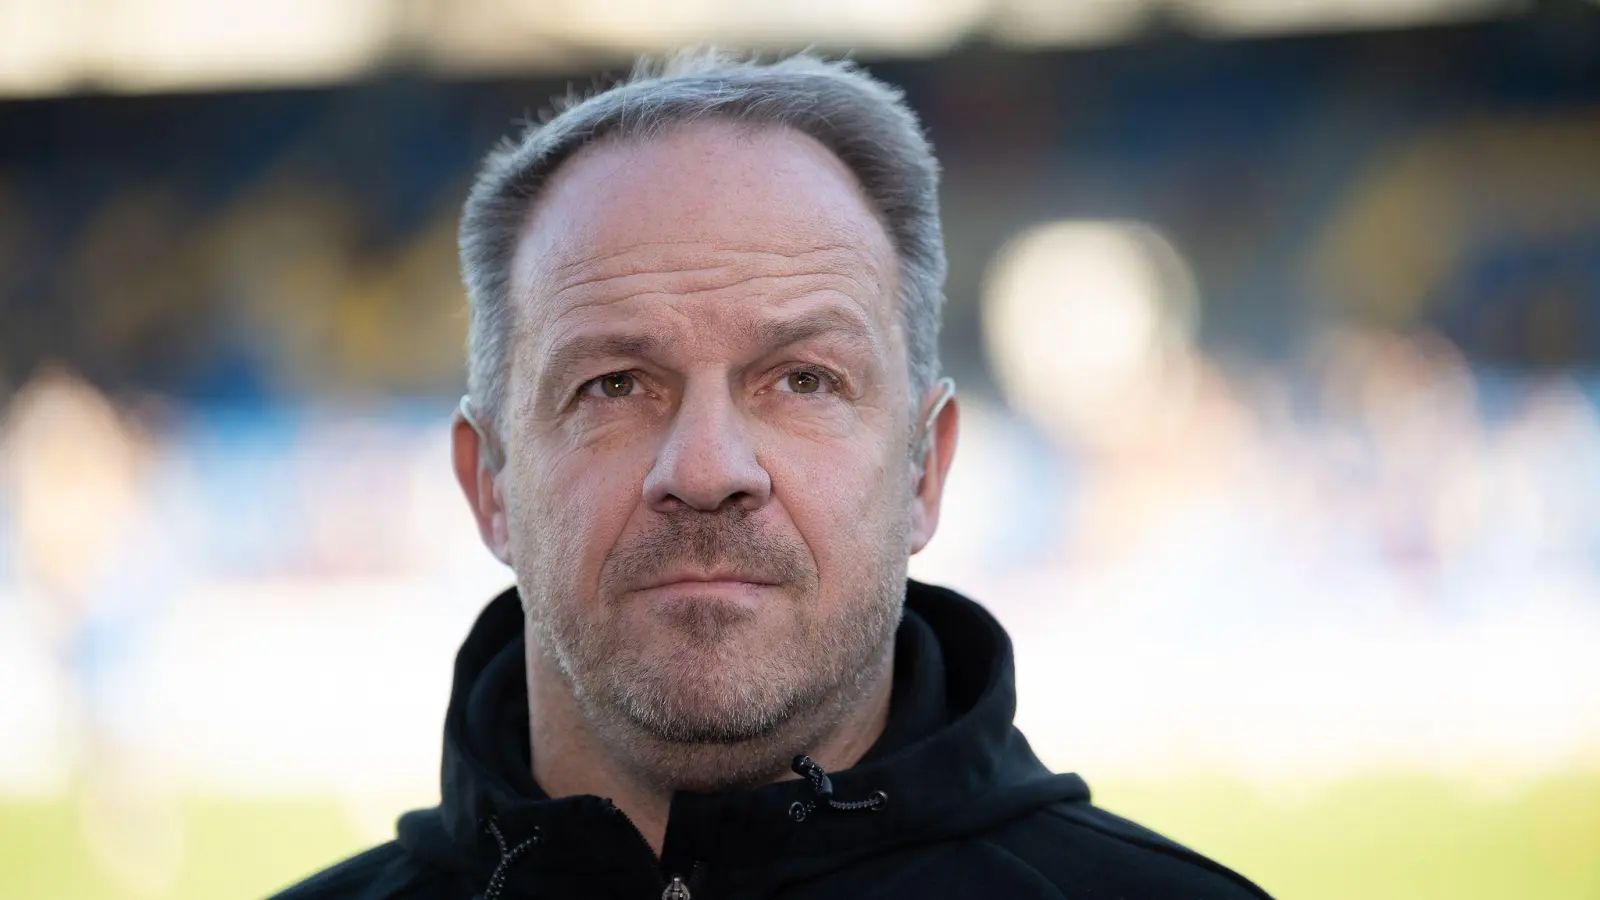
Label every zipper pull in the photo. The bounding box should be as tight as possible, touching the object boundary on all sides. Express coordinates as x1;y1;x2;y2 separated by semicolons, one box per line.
661;874;692;900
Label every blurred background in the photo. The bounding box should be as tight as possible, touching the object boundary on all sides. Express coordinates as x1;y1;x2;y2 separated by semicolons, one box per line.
2;1;1599;897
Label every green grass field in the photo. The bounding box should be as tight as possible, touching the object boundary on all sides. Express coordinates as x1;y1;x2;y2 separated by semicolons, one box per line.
3;770;1598;899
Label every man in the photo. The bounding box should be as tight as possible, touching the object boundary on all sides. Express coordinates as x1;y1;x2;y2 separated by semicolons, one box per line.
277;51;1271;900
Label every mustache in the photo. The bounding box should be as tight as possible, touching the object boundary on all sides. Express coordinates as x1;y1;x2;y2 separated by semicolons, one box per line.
600;508;814;593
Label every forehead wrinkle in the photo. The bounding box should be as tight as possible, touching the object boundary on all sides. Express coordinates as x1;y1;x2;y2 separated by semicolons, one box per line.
547;240;865;281
547;244;880;302
549;271;876;322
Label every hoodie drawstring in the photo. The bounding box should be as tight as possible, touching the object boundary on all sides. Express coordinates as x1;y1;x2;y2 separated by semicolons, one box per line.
477;817;540;900
787;755;889;822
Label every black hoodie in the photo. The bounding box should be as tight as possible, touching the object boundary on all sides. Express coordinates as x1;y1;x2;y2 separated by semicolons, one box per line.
272;580;1272;900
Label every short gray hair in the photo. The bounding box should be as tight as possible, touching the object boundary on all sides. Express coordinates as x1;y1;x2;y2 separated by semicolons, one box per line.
458;49;947;433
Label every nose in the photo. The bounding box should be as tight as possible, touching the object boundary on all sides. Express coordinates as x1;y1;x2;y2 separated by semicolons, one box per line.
643;383;772;514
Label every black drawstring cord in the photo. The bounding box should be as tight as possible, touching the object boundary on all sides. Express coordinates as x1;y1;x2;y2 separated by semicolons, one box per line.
788;755;888;822
477;817;541;900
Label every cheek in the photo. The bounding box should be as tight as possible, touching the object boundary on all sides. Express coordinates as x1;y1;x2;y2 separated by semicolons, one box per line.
773;430;905;580
510;437;650;584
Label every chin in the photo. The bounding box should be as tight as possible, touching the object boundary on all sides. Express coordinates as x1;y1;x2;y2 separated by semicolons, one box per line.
620;654;805;745
610;670;828;791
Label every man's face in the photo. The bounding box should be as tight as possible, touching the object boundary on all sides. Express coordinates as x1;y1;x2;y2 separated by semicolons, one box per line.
464;122;949;781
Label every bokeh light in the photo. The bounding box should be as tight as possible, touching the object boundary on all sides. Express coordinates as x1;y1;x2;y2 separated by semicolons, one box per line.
982;219;1201;450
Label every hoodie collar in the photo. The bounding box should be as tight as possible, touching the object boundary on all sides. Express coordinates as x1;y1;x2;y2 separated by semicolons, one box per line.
398;580;1088;884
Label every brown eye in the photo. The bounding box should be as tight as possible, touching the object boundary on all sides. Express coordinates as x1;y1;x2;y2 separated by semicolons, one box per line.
786;370;822;394
598;372;635;397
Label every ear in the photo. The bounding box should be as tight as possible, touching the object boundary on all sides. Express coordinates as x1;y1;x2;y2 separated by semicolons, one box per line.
908;384;959;555
452;408;512;566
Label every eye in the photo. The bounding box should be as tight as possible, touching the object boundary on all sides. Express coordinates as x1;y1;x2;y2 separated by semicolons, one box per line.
582;371;638;398
778;368;838;395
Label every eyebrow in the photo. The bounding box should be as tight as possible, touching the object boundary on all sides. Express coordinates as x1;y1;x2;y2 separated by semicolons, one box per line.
538;332;666;394
745;307;880;359
535;306;881;401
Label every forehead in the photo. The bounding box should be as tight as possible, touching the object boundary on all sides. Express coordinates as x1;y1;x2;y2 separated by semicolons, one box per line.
507;121;901;341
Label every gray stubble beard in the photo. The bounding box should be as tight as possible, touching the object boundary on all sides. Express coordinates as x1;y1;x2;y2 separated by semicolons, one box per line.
520;504;911;793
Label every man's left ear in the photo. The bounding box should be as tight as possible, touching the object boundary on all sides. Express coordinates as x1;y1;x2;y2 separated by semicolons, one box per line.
908;378;959;555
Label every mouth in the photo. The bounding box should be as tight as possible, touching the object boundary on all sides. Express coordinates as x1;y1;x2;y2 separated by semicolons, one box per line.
637;569;782;592
630;570;785;607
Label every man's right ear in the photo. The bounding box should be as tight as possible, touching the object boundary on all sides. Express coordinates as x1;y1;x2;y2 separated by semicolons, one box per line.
452;398;512;566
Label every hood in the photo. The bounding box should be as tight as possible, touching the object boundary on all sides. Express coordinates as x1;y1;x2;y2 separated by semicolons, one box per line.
396;579;1088;895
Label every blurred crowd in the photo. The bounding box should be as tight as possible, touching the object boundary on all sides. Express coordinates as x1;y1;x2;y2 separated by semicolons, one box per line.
1;326;1596;793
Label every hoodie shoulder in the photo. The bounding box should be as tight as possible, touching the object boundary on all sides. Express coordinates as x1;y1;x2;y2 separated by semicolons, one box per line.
269;840;459;900
982;800;1274;900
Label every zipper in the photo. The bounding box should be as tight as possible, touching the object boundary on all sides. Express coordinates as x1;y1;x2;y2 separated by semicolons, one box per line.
604;800;702;899
663;861;706;899
608;800;656;859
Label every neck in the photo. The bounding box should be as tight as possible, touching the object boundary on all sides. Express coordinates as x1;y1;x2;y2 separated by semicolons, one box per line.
524;638;896;856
